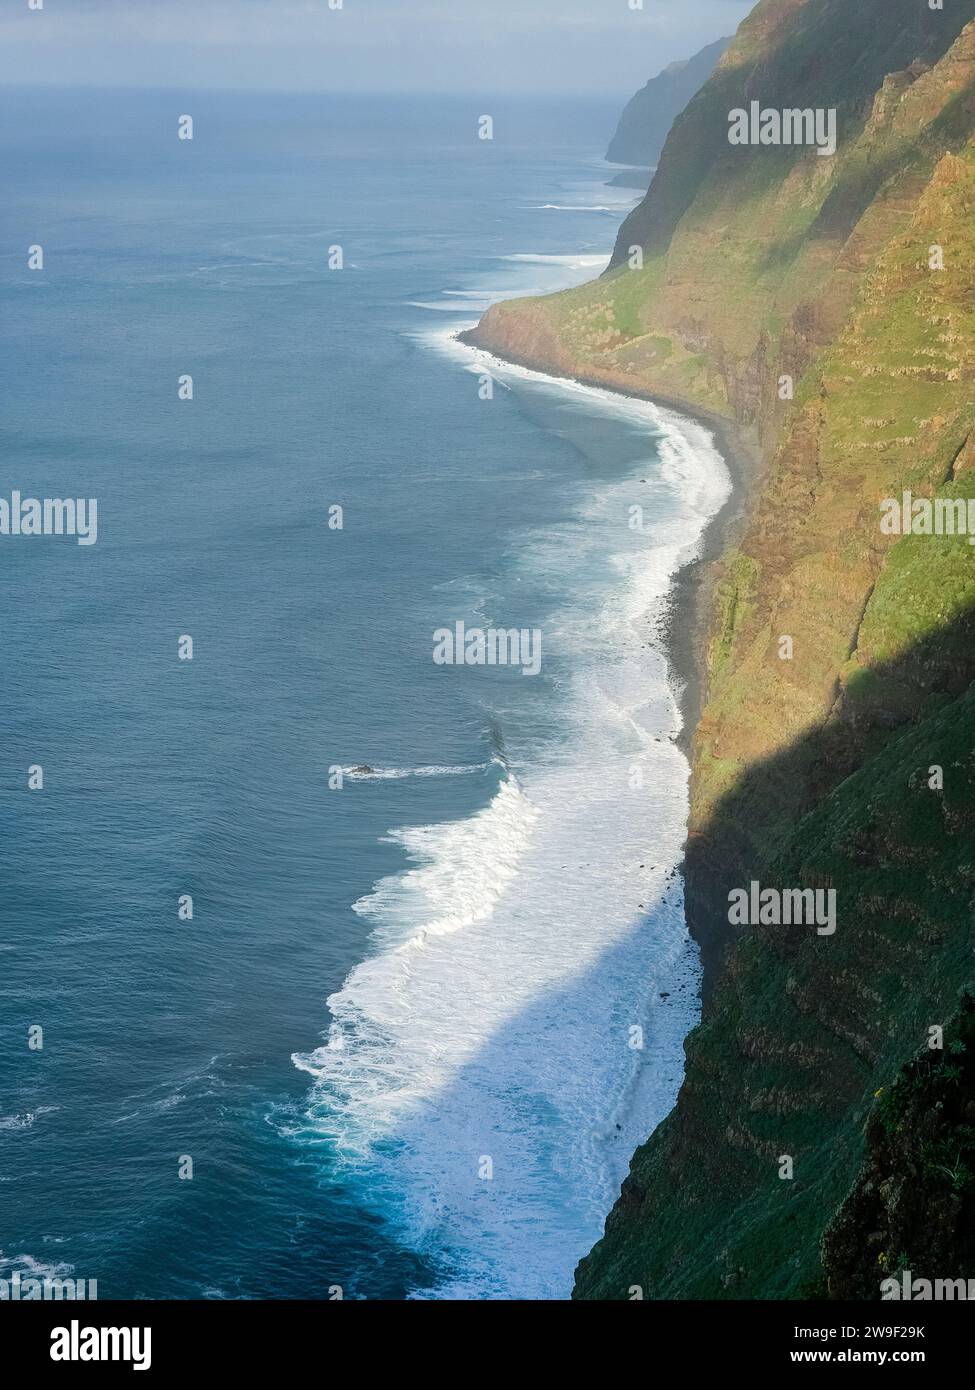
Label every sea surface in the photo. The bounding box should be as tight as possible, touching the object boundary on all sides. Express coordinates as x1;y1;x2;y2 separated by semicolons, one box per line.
0;89;729;1299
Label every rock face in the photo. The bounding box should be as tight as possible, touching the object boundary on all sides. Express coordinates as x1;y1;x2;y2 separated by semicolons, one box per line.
466;0;975;1300
822;995;975;1299
605;37;730;168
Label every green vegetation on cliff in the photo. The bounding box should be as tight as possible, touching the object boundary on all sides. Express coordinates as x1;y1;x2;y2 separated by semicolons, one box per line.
467;0;975;1299
576;673;975;1297
823;995;975;1298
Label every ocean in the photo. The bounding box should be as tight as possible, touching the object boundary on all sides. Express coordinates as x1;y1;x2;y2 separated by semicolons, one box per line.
0;88;729;1300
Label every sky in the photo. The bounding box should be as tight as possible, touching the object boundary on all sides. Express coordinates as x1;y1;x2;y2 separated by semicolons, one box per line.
0;0;754;95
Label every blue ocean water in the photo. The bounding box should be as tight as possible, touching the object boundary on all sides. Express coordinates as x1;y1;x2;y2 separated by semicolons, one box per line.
0;89;728;1299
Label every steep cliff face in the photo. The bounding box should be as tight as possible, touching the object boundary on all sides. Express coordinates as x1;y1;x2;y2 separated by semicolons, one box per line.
606;37;730;168
465;0;975;1300
822;995;975;1299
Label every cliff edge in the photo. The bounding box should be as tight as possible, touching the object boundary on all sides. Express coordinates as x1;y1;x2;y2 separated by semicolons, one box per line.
464;0;975;1299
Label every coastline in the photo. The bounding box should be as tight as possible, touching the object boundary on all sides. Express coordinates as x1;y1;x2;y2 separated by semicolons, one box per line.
455;326;763;994
455;328;760;750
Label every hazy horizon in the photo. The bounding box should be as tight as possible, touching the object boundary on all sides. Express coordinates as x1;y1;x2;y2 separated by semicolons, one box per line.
1;0;752;97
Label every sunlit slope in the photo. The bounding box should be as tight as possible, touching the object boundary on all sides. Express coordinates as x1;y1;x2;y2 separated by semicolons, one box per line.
466;0;975;1300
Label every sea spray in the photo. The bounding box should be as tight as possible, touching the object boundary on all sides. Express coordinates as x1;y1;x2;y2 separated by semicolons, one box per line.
295;283;731;1298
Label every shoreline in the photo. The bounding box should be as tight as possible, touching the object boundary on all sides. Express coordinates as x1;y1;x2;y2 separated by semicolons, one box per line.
454;329;761;753
455;327;763;993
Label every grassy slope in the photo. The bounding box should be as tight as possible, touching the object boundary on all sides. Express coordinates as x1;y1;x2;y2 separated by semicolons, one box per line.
472;2;975;434
469;0;975;1299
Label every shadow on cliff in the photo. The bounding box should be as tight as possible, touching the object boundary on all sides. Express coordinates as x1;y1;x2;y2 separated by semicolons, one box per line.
684;594;975;989
570;595;975;1298
368;597;975;1298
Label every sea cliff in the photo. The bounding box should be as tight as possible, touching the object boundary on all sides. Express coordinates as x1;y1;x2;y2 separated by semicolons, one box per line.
462;0;975;1298
605;35;729;169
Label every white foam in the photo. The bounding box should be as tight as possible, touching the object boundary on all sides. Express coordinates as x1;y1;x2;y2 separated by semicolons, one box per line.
296;248;732;1300
350;775;539;953
529;204;618;212
406;300;492;313
341;762;491;781
423;320;729;517
0;1106;59;1132
0;1251;74;1280
501;253;610;267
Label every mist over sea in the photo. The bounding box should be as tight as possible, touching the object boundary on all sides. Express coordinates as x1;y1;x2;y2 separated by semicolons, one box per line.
0;89;728;1299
